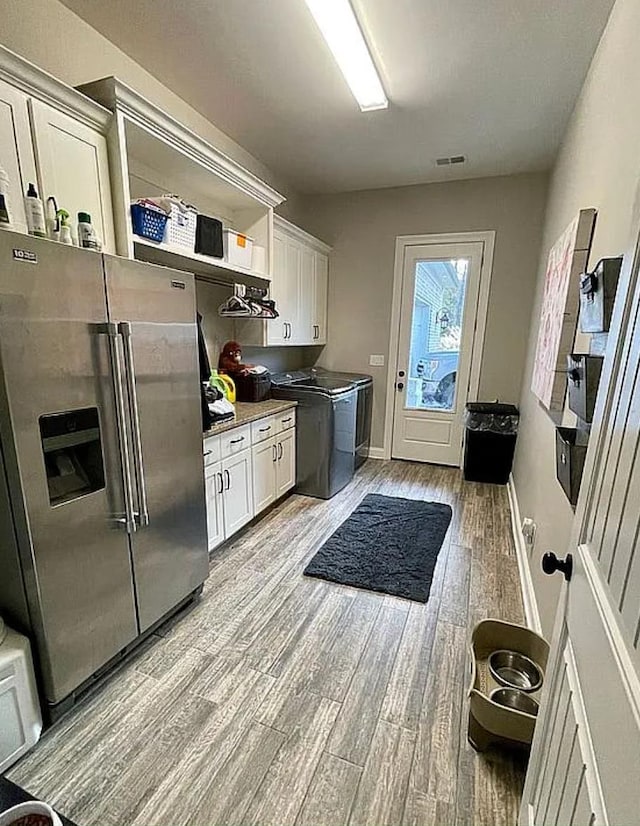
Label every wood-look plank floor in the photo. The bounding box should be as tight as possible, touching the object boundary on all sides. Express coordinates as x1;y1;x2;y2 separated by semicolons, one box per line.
8;460;528;826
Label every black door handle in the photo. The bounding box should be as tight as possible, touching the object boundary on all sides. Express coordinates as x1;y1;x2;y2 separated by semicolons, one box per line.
542;552;573;581
398;370;405;377
396;382;404;391
224;469;231;490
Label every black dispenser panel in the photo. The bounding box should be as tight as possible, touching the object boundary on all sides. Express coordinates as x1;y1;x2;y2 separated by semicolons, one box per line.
567;354;604;424
579;256;622;334
39;407;105;506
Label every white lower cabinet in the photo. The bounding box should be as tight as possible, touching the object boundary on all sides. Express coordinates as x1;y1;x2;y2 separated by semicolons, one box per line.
204;463;224;552
252;439;278;513
252;427;297;516
221;450;254;536
275;429;296;499
204;448;254;552
204;412;296;552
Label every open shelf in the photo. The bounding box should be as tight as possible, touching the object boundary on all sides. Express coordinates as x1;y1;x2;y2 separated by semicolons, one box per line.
133;237;270;288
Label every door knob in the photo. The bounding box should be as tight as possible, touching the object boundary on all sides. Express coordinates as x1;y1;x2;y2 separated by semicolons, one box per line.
542;551;573;582
399;370;405;377
396;382;404;391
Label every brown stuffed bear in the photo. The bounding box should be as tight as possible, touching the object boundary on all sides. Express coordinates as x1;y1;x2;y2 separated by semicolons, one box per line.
218;340;253;375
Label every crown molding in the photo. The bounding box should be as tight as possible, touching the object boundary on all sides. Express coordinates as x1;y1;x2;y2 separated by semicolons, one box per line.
273;214;332;253
0;45;112;132
78;77;286;210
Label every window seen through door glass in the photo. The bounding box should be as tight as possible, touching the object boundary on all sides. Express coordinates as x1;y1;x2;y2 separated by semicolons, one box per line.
406;258;469;411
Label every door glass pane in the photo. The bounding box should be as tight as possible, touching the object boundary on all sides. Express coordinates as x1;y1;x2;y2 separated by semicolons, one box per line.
405;258;469;411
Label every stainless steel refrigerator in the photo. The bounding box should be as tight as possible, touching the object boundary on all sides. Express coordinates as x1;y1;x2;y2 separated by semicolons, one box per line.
0;230;209;720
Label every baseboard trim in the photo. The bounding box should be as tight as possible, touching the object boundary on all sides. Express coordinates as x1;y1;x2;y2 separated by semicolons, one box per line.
507;474;542;635
366;447;386;460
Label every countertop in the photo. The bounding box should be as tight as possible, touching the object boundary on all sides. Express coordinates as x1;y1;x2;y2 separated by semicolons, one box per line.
203;399;297;438
0;776;76;826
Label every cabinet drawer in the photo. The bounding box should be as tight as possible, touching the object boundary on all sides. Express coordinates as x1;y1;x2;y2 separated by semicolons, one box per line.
276;409;296;433
203;435;221;466
251;416;277;445
220;424;251;459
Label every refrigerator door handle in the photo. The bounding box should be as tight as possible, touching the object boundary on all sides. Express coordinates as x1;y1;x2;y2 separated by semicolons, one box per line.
95;322;137;534
118;321;150;528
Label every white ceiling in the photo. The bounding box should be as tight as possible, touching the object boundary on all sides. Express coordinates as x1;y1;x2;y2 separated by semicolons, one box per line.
61;0;615;194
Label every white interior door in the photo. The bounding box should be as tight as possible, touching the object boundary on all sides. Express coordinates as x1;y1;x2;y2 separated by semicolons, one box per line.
391;242;484;464
520;219;640;826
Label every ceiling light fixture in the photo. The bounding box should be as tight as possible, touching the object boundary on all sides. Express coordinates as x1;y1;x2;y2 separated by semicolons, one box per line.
305;0;388;112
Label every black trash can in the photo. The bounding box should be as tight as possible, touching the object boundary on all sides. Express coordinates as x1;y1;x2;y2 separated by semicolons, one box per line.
463;402;519;484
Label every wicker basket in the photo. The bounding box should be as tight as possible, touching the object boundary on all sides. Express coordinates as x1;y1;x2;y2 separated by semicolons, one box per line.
165;199;197;250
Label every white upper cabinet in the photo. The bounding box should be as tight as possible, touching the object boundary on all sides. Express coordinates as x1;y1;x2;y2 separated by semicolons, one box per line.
0;46;116;250
298;245;315;344
313;251;329;345
0;79;38;234
30;100;115;252
237;215;331;347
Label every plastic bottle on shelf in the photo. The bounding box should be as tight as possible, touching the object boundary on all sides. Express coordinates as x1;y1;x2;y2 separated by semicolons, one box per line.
24;183;46;237
57;210;73;245
77;212;101;251
0;165;13;229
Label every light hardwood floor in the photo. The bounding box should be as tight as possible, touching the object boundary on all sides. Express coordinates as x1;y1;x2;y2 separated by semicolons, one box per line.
8;459;528;826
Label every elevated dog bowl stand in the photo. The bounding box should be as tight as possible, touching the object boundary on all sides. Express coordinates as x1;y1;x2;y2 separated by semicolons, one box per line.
468;618;549;753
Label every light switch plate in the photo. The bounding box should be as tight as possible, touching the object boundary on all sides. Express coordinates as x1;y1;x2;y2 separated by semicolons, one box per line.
369;355;385;366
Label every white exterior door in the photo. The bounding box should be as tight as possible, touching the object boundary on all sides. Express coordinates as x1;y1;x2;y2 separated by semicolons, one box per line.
391;241;484;465
0;79;37;235
29;99;115;252
221;450;254;536
520;222;640;825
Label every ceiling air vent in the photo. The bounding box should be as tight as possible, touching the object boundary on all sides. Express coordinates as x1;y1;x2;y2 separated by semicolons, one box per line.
436;155;466;166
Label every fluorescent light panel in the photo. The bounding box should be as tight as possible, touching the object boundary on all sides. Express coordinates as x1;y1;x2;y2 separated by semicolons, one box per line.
305;0;388;112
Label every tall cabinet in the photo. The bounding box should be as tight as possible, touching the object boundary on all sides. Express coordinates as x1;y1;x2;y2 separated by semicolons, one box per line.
237;215;331;347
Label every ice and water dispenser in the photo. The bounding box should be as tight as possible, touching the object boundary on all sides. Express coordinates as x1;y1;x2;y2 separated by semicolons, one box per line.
39;407;105;506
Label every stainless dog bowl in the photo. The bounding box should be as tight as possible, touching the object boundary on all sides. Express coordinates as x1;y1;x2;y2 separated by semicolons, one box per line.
490;687;539;716
488;649;543;692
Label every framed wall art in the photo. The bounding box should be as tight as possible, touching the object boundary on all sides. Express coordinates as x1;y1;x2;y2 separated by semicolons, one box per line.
531;208;597;411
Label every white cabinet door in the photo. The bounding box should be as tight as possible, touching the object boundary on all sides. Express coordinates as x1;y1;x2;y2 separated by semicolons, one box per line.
266;231;288;345
296;245;315;344
205;463;224;551
222;450;254;535
29;99;115;252
0;80;37;234
276;429;296;498
252;439;277;515
314;251;329;345
266;230;301;347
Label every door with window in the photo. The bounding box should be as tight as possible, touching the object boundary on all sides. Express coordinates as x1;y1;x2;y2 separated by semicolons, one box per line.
392;242;484;464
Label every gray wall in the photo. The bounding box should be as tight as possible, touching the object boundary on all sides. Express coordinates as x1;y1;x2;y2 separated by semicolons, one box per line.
297;173;548;450
513;0;640;636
